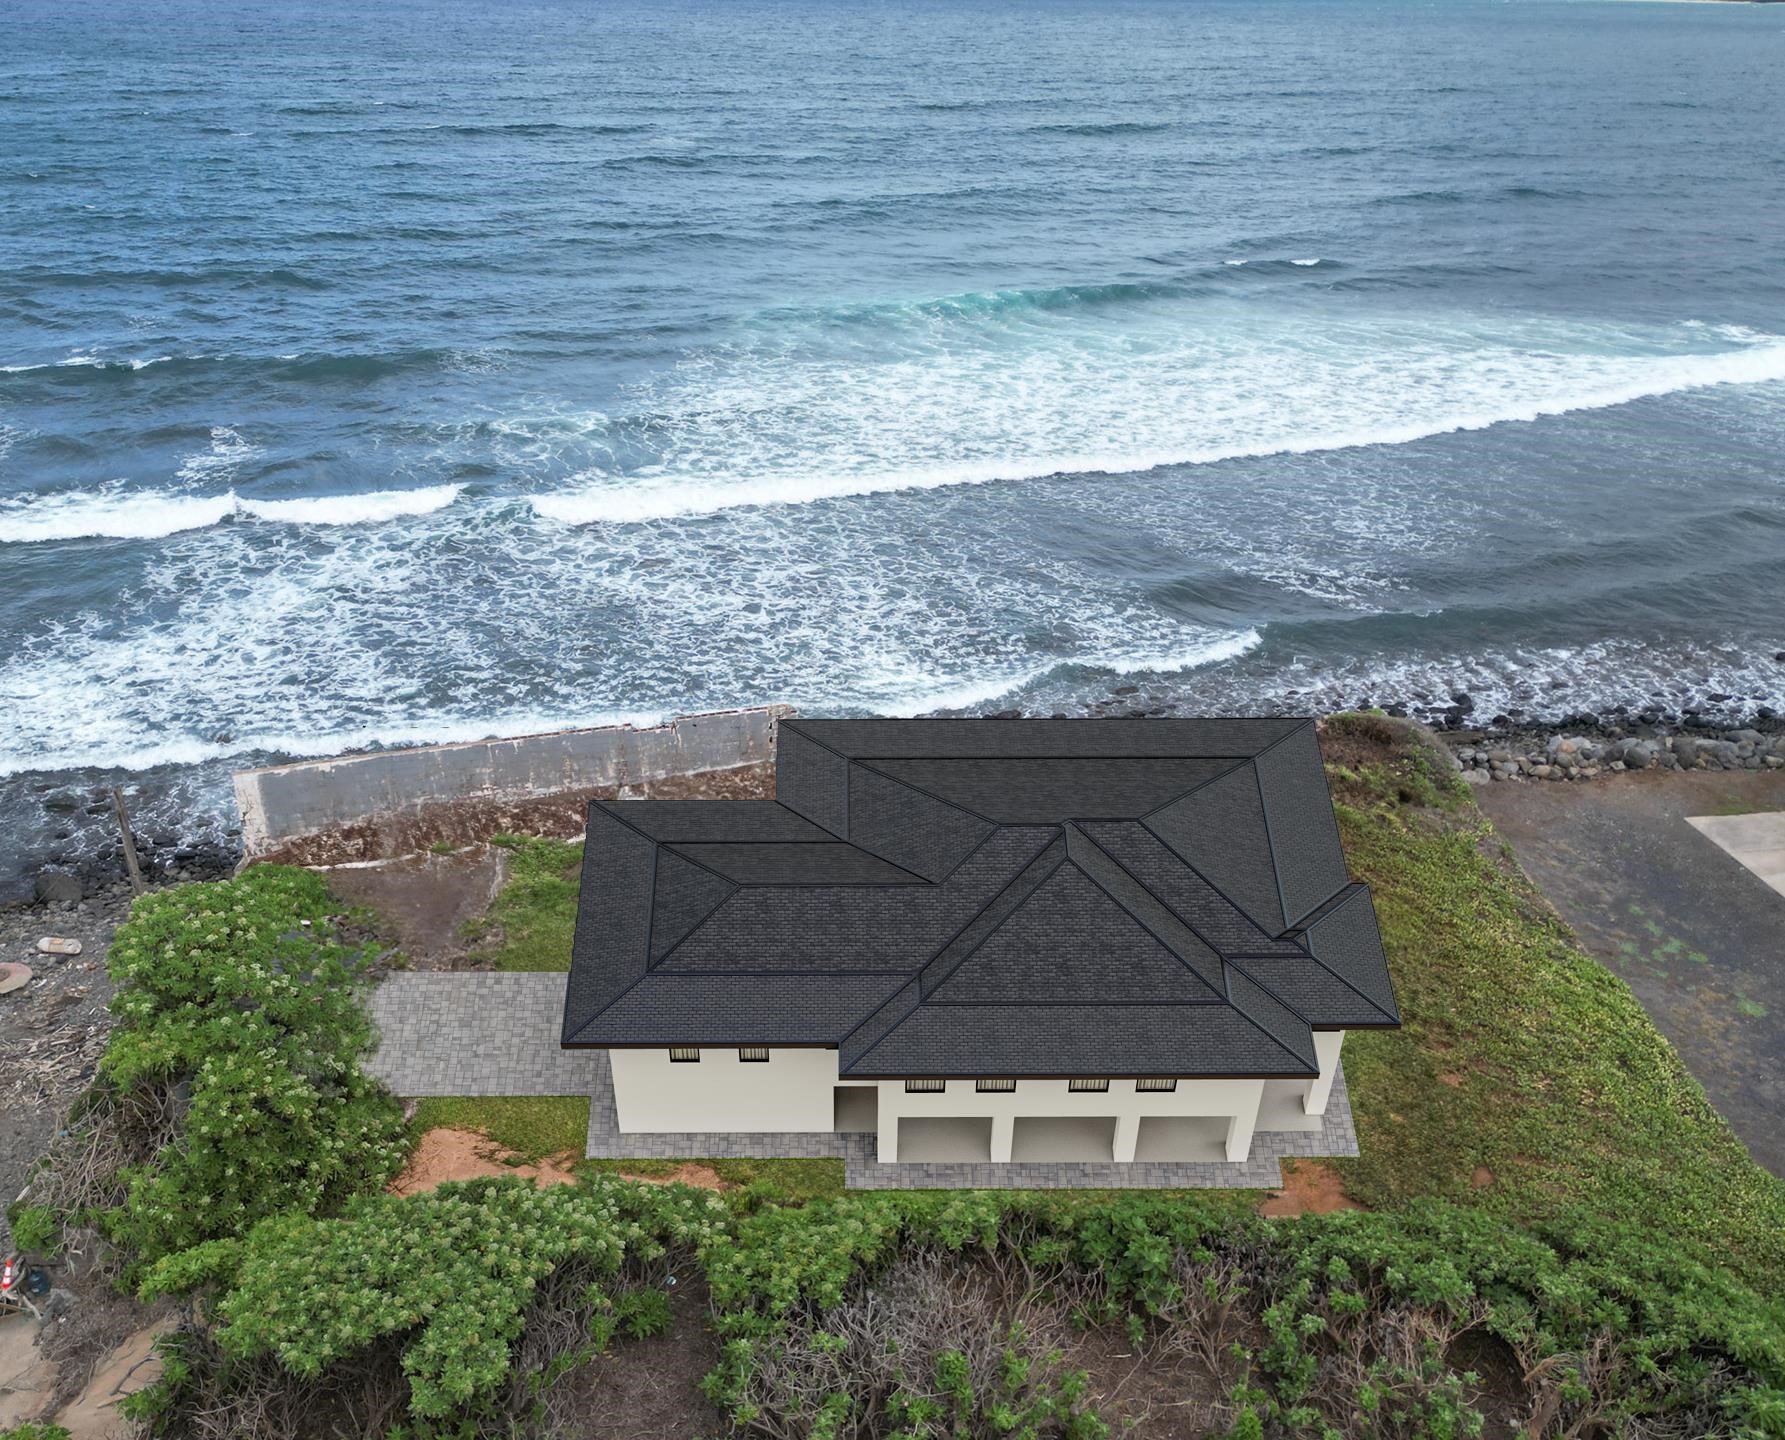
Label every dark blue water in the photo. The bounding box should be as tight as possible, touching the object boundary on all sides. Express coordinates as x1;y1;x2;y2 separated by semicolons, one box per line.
2;0;1783;884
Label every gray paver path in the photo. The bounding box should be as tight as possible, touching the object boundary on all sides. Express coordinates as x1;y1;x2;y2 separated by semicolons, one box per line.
365;972;604;1097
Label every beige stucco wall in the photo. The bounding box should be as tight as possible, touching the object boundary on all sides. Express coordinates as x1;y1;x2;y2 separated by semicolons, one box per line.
609;1046;839;1132
607;1030;1348;1161
872;1076;1269;1164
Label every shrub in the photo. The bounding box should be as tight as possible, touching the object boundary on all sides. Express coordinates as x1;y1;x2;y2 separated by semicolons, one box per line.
134;1177;728;1432
11;867;410;1280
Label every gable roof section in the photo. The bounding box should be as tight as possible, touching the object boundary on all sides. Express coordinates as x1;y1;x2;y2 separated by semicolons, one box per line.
564;717;1399;1073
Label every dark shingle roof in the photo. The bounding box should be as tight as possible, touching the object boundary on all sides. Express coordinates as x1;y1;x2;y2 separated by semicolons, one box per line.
564;717;1399;1074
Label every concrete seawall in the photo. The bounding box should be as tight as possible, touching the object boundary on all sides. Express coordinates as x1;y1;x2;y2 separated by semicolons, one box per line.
234;706;790;865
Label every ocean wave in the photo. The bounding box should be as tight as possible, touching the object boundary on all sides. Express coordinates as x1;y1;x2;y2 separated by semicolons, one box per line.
862;630;1263;717
1032;120;1172;137
0;347;480;385
0;483;464;543
526;322;1785;527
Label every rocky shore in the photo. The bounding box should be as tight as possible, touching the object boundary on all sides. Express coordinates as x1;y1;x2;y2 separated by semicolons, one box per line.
1450;726;1785;784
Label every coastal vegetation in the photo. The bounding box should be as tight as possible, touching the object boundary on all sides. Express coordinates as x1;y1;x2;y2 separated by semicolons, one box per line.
7;719;1783;1437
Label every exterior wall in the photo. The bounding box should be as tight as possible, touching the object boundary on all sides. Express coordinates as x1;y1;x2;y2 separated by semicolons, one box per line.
874;1076;1268;1165
609;1047;838;1133
1305;1031;1346;1115
606;1046;1331;1165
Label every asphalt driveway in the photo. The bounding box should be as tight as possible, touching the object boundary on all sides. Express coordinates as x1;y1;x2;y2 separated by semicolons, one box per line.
1477;770;1785;1176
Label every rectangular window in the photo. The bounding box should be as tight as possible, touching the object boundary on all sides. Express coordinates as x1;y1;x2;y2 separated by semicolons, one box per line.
738;1047;769;1063
904;1078;947;1093
1135;1078;1178;1093
1068;1078;1110;1093
975;1078;1016;1093
668;1047;700;1063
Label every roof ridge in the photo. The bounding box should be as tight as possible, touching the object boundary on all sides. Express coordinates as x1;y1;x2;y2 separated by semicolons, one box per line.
916;828;1066;999
1224;950;1397;1028
849;755;1001;828
1135;776;1304;943
1080;818;1306;961
1136;754;1252;820
1061;825;1225;994
1220;966;1321;1073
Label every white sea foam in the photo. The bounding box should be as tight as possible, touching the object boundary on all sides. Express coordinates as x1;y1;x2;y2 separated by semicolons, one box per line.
0;481;464;543
524;310;1785;526
0;486;239;542
237;484;464;525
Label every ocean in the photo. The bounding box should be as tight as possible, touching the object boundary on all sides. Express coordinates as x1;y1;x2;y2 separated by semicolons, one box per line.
2;0;1783;891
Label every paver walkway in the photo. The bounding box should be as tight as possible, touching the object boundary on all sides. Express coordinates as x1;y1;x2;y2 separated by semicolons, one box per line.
366;973;604;1097
367;972;1359;1189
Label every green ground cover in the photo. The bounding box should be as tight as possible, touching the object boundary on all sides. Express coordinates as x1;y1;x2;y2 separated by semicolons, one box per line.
1322;714;1785;1289
467;833;583;972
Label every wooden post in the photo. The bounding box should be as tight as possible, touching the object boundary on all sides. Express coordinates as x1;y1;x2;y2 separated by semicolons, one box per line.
112;786;146;896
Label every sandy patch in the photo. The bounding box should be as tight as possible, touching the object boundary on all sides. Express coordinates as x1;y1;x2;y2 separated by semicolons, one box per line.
391;1127;578;1196
51;1320;172;1440
618;1163;728;1191
1258;1160;1365;1217
0;1316;56;1428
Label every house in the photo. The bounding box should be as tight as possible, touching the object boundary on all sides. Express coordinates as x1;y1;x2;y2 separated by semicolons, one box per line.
562;717;1398;1170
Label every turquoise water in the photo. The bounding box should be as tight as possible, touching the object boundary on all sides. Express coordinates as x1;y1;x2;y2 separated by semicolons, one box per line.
2;0;1783;879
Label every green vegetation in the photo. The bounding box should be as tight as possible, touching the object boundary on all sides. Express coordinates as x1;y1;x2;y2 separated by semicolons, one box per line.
1323;714;1785;1287
410;1095;590;1162
9;868;408;1279
135;1178;727;1427
0;1424;73;1440
473;834;582;971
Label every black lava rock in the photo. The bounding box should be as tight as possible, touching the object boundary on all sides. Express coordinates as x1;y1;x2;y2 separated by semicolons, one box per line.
35;868;83;904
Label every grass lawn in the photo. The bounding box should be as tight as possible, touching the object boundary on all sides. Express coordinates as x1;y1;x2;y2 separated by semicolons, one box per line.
1324;714;1785;1288
467;833;585;971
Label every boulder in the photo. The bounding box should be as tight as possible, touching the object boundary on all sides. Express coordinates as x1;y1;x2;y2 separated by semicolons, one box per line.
1621;741;1656;771
1674;736;1701;766
34;868;82;904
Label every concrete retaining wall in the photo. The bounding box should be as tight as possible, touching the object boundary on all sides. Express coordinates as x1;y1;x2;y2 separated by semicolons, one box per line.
234;706;791;861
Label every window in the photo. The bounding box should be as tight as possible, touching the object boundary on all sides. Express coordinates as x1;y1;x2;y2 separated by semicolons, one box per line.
975;1078;1016;1093
904;1078;947;1093
668;1047;700;1063
738;1047;769;1063
1068;1078;1110;1093
1135;1078;1178;1093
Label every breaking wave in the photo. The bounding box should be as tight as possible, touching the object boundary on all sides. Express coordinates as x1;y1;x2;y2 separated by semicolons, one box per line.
0;482;465;543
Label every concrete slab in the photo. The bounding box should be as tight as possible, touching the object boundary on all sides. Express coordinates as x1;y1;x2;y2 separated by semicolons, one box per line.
1687;812;1785;898
1477;770;1785;1176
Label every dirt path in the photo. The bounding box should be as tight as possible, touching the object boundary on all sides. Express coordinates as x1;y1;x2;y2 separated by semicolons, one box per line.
1477;770;1785;1175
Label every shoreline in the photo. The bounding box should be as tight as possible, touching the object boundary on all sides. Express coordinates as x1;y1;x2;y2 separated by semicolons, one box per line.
6;691;1783;909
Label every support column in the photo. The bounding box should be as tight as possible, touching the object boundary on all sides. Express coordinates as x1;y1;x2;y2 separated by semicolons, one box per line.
1225;1107;1256;1163
1304;1031;1345;1116
878;1113;898;1165
1112;1113;1139;1163
990;1114;1014;1163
